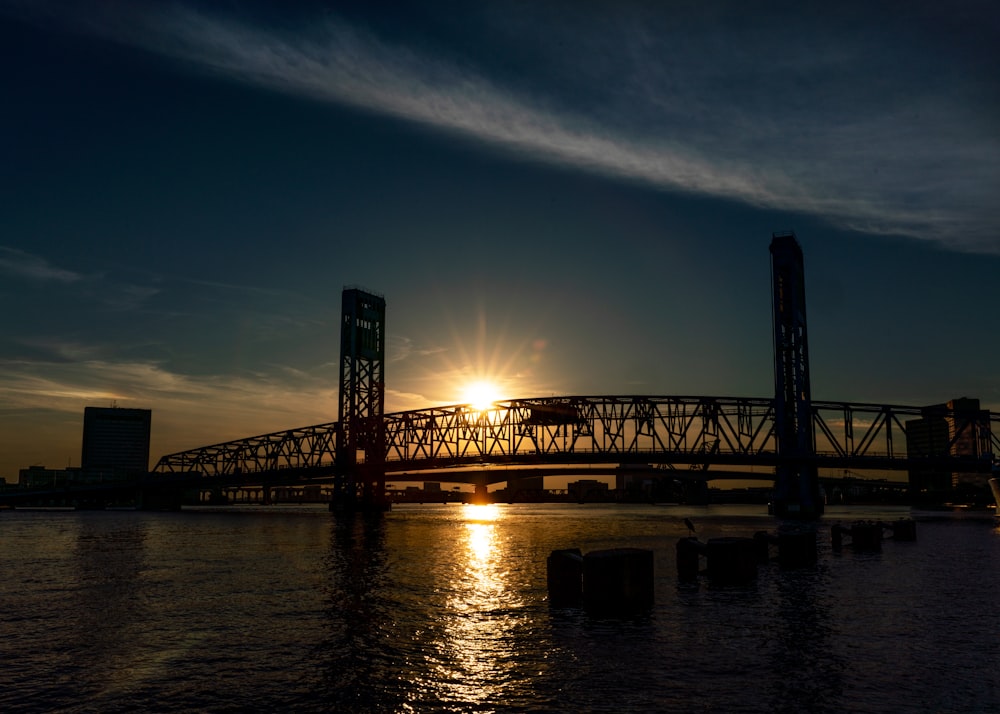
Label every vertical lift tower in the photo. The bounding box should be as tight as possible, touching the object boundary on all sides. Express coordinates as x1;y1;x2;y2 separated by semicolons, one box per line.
335;287;388;511
770;232;824;519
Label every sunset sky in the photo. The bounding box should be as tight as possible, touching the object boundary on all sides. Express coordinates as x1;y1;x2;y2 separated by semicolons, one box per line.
1;1;998;479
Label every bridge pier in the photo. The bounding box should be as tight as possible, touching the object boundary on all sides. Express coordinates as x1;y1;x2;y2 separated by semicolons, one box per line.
136;486;182;511
471;483;490;505
205;488;229;505
329;466;391;513
681;479;709;505
772;465;824;520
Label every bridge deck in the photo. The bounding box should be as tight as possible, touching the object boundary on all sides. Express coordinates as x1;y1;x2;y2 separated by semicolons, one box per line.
151;395;1000;484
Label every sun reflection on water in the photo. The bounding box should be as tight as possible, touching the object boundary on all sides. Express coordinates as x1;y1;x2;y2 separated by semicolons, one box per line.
409;503;532;710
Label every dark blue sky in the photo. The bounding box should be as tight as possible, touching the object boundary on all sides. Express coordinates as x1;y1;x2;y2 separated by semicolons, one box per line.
1;0;998;476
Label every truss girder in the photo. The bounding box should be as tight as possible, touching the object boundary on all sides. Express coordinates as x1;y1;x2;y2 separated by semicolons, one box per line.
151;396;1000;479
154;422;339;476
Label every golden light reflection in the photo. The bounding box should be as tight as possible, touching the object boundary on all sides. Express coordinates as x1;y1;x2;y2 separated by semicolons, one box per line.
463;502;501;523
417;503;526;708
460;504;505;611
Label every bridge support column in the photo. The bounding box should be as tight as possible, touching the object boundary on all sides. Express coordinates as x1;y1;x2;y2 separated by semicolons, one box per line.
206;488;229;505
330;465;390;512
136;486;182;511
334;288;388;513
772;464;824;520
681;479;709;505
770;232;823;520
472;483;490;505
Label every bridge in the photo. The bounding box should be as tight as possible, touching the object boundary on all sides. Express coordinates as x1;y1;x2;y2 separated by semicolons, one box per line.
146;234;999;519
150;395;999;487
6;234;993;515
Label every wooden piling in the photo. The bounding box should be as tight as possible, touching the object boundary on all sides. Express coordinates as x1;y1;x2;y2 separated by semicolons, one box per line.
753;530;772;564
583;547;654;616
546;548;584;607
888;518;917;541
849;521;883;550
706;537;758;584
676;537;702;581
777;526;817;568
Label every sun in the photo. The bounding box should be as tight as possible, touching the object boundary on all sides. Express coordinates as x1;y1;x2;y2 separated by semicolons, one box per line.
461;380;503;412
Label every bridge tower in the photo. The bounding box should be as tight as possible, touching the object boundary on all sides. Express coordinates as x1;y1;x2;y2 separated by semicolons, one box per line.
335;287;388;510
770;232;823;519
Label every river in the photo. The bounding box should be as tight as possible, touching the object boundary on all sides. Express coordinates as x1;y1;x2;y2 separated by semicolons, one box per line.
1;503;998;713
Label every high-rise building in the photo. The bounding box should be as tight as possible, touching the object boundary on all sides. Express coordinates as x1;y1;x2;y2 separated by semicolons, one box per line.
81;406;152;477
905;397;989;500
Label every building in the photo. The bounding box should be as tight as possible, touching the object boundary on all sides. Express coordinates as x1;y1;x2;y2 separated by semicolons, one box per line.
568;478;610;502
18;465;82;488
81;406;152;478
905;397;990;501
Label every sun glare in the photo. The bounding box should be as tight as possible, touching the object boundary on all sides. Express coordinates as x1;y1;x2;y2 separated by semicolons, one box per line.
461;380;502;412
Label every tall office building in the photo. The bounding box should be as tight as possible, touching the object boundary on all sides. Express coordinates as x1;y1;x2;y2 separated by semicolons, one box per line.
905;397;989;500
81;406;152;476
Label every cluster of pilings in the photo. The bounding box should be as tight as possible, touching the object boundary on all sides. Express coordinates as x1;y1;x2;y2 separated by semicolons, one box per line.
547;518;919;611
547;547;654;617
831;518;917;551
676;525;819;585
674;518;917;585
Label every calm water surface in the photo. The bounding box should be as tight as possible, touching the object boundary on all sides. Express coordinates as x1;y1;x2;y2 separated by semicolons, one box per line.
2;503;998;713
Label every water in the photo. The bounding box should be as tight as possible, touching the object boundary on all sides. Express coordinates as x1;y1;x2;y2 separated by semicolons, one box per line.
2;503;998;713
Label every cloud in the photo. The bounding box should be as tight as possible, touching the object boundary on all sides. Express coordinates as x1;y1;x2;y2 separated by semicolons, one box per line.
0;354;341;468
390;336;446;364
7;2;999;252
0;246;165;312
102;283;162;312
0;246;84;282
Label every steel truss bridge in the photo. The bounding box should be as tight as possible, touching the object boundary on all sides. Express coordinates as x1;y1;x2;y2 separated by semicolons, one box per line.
148;238;997;513
152;395;1000;485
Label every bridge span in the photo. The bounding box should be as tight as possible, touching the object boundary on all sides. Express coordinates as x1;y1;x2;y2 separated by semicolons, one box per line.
152;394;1000;486
149;236;1000;518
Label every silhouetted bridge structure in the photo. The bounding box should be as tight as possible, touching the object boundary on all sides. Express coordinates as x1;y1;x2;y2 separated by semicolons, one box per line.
146;234;1000;519
149;394;1000;489
6;235;995;515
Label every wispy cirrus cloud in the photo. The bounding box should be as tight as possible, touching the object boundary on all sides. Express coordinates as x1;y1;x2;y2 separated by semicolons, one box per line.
99;3;1000;253
390;336;446;364
0;246;84;282
6;1;999;251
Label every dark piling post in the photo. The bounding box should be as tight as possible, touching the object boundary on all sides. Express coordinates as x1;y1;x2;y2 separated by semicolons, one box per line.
583;548;654;617
888;518;917;541
777;525;817;568
850;521;883;550
676;537;703;581
706;537;758;585
831;523;844;551
546;549;584;608
753;530;772;564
